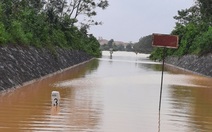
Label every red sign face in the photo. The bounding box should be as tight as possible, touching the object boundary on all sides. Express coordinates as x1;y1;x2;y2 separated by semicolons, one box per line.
152;33;179;49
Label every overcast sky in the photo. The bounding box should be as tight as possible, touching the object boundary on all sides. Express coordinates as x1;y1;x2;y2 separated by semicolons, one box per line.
88;0;195;43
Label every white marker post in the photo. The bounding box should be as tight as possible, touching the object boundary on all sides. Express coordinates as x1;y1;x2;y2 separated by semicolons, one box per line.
109;48;113;59
109;48;113;55
51;91;60;107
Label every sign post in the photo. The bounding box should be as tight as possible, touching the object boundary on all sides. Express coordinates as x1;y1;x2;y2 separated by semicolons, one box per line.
152;33;179;111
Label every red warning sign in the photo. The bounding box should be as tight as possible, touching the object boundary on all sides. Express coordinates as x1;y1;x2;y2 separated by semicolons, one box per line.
152;33;179;49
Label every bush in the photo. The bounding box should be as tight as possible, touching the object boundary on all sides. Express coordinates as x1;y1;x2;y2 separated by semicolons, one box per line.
9;21;30;45
51;29;68;48
0;22;9;45
193;26;212;54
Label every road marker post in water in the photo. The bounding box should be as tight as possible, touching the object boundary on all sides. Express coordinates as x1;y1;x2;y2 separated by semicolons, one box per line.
109;48;113;59
152;33;179;111
51;91;60;107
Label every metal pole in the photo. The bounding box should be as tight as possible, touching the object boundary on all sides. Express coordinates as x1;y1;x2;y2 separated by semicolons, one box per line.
159;48;166;111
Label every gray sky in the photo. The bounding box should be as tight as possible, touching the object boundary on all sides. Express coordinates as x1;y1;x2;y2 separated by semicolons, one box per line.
88;0;195;43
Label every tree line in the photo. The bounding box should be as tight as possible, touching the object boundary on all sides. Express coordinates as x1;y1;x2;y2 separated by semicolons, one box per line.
150;0;212;60
133;35;153;54
100;39;134;52
0;0;109;57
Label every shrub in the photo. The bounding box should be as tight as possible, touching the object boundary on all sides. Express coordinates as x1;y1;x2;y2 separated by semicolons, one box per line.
0;22;9;45
9;21;29;45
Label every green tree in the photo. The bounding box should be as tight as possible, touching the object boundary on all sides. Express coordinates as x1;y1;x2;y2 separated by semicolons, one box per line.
0;22;9;45
100;44;109;50
133;35;153;54
196;0;212;25
173;5;201;26
117;44;125;51
66;0;109;27
126;43;133;51
192;26;212;54
107;39;114;48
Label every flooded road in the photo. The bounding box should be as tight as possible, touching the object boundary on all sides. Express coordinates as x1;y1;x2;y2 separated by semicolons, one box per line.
0;51;212;132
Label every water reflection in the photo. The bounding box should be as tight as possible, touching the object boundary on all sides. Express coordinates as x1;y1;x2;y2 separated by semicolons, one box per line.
0;51;212;132
158;111;161;132
51;106;61;115
138;63;162;72
161;64;212;131
0;60;102;131
167;84;212;131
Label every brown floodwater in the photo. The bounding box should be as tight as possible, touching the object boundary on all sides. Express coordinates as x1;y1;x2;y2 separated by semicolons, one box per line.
0;51;212;132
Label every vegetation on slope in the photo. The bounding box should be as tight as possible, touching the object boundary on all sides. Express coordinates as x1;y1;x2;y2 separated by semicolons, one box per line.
0;0;109;57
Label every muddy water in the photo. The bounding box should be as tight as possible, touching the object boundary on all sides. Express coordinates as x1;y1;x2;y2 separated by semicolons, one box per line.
0;51;212;132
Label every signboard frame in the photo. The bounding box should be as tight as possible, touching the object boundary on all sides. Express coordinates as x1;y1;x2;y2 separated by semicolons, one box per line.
152;33;179;49
152;33;179;111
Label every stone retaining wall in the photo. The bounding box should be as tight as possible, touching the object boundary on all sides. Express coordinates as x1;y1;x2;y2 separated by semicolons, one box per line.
0;46;92;91
165;54;212;77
